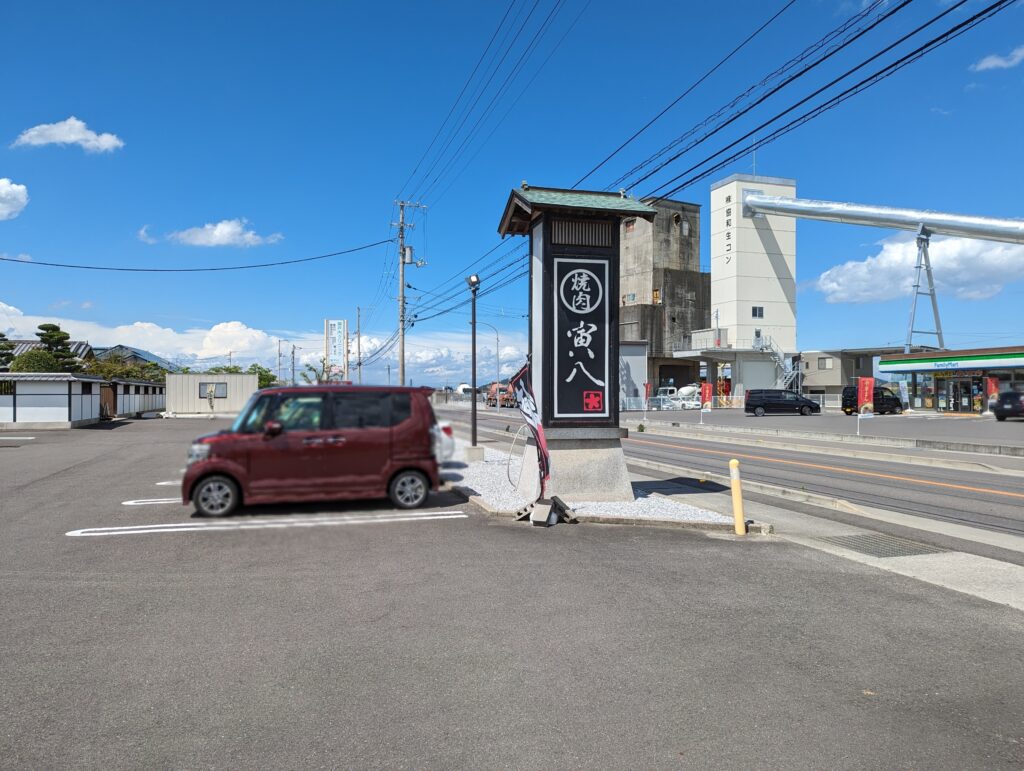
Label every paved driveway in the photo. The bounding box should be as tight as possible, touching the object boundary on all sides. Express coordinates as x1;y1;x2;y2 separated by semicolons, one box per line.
1;419;1022;768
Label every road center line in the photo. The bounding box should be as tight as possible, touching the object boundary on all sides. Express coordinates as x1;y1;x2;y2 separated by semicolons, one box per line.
67;511;468;537
625;437;1024;501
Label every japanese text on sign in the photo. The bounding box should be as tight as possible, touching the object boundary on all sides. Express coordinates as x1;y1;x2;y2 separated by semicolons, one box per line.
554;259;609;418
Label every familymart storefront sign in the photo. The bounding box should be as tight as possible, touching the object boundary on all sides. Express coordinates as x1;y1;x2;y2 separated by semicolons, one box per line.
879;346;1024;413
879;350;1024;374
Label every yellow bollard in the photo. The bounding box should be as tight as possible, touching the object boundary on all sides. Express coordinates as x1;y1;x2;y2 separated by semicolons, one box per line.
729;459;747;535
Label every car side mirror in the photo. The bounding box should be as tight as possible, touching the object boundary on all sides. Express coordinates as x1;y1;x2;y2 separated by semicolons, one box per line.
264;420;283;437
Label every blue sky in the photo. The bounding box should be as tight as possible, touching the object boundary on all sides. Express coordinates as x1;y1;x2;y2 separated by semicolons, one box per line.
2;0;1022;384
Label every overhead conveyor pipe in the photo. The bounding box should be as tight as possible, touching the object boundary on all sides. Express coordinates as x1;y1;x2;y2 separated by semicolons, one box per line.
743;194;1024;244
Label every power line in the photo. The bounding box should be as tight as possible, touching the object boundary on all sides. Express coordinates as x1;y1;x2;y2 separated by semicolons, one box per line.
407;0;543;202
396;0;520;200
0;239;394;273
416;0;567;204
429;0;594;208
649;0;1013;202
573;0;798;189
626;0;917;193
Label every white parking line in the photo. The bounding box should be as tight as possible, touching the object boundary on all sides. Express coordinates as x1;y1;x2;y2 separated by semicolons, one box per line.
66;510;468;537
122;497;181;506
0;436;35;440
155;481;180;486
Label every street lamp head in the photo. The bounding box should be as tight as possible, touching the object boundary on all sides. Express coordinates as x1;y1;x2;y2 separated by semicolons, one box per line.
466;274;480;289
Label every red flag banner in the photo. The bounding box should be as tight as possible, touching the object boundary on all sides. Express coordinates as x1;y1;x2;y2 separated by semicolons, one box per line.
857;377;875;414
510;361;550;499
986;376;1000;402
700;382;713;409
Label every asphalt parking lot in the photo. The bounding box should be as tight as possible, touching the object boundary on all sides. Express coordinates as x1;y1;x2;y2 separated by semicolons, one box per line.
1;419;1023;768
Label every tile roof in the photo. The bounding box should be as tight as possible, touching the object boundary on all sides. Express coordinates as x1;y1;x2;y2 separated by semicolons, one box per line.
9;340;93;359
515;186;657;214
498;184;656;236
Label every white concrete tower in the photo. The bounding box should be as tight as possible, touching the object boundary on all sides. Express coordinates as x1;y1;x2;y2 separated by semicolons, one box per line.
709;174;797;355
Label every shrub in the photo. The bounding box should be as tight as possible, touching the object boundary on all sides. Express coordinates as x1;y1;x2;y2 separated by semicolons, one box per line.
10;349;60;373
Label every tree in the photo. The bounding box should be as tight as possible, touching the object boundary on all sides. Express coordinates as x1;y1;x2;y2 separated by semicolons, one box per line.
205;365;243;374
10;349;60;372
0;331;14;369
35;323;80;372
300;357;330;385
247;362;276;388
84;355;168;384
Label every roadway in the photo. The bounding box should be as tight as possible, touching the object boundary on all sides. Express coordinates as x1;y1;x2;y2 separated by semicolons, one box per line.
437;407;1024;551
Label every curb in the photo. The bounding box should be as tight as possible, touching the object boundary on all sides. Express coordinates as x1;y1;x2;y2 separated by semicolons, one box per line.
621;423;1024;476
626;455;864;516
621;420;1024;458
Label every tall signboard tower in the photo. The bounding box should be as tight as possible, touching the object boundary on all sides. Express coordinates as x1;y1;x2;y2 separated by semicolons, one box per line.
498;184;656;501
324;319;349;381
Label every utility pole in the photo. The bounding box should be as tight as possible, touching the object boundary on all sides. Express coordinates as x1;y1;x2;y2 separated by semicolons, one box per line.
386;364;391;385
356;306;362;384
291;345;296;385
228;350;233;367
277;339;282;384
394;200;427;388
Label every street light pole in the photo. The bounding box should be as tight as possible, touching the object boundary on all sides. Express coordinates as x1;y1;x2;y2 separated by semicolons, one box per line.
476;320;500;408
466;274;480;446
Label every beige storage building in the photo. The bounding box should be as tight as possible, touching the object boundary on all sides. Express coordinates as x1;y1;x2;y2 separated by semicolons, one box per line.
165;373;259;416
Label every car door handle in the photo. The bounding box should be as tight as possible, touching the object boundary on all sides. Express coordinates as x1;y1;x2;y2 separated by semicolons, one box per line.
302;437;325;446
324;435;347;446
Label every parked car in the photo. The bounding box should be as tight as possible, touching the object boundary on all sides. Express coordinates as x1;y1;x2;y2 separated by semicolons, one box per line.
646;396;679;411
841;386;904;415
436;420;455;461
182;386;441;517
745;389;821;417
993;391;1024;422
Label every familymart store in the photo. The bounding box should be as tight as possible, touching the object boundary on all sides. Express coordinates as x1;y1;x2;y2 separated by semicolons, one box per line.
878;346;1024;413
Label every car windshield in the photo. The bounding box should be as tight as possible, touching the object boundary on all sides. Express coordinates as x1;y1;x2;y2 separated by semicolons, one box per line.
231;393;276;433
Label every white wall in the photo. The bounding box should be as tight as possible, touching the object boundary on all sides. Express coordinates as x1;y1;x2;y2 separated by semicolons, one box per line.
13;381;68;423
0;394;13;422
710;174;797;354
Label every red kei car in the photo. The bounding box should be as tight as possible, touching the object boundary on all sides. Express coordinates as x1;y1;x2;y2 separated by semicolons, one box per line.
182;386;442;517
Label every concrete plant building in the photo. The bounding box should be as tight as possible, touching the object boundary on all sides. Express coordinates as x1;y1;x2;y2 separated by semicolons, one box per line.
673;174;798;395
618;198;709;389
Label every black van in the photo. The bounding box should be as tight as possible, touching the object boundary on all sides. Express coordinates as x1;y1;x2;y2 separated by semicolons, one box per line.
744;389;821;417
841;386;904;415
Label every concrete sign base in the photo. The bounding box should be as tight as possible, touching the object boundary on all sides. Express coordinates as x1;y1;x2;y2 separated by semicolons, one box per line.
516;427;634;503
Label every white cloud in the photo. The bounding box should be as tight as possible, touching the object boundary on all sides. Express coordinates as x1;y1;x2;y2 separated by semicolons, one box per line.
1;252;32;262
137;225;158;244
0;299;527;385
81;301;93;309
0;300;278;364
168;218;283;247
970;44;1024;72
12;116;124;153
814;235;1024;303
0;178;29;220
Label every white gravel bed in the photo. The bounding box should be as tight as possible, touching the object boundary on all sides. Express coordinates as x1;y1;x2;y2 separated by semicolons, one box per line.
444;439;730;524
568;497;731;524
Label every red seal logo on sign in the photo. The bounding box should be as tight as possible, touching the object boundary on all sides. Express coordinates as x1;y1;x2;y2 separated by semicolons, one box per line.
583;391;603;412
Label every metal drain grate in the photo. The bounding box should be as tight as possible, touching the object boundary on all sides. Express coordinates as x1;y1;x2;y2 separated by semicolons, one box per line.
817;533;947;559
